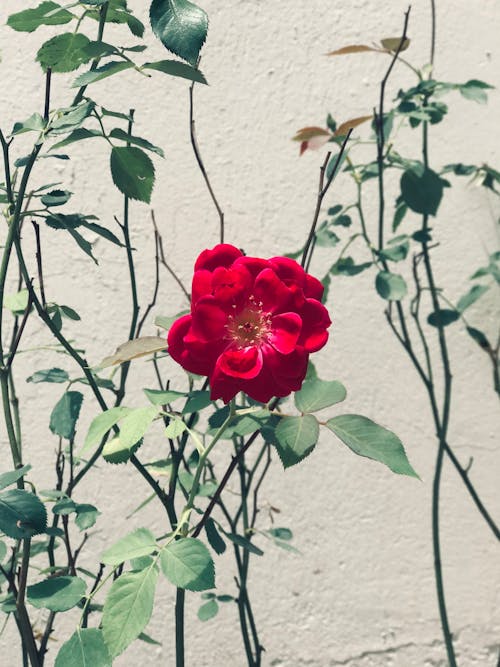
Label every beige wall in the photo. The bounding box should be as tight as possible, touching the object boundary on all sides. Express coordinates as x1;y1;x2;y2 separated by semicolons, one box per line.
0;1;499;665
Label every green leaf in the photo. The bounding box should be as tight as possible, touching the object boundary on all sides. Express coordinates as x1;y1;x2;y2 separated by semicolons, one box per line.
45;215;98;263
75;504;100;531
37;33;93;73
50;128;103;151
109;128;164;157
53;498;77;515
102;529;157;566
143;388;185;405
3;289;30;315
102;564;158;658
119;406;159;449
326;414;418;477
7;2;73;33
223;532;264;556
165;418;187;439
160;537;215;591
110;146;155;203
102;435;142;464
204;519;226;555
49;391;84;440
274;415;319;468
379;237;409;262
392;199;408;232
181;390;211;414
27;576;86;611
83;40;118;58
0;489;47;539
41;189;72;207
267;527;293;541
400;168;444;216
142;59;207;84
295;379;346;413
0;541;7;563
427;309;460;327
457;284;489;313
55;628;112;667
375;271;408;301
330;257;372;276
466;326;490;350
459;79;493;104
198;599;218;621
150;0;208;66
72;61;135;87
0;465;32;491
11;113;45;136
51;101;96;133
82;406;131;454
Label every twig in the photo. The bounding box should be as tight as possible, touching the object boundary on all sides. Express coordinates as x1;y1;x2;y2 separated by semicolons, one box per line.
32;222;46;309
153;211;190;302
137;224;161;336
189;72;225;243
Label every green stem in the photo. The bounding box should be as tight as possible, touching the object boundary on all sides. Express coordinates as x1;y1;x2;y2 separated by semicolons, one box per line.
16;540;40;667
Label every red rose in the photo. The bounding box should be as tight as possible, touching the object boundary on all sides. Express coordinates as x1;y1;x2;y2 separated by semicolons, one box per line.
168;244;331;404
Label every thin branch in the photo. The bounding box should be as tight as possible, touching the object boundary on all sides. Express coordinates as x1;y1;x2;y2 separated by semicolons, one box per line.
136;224;161;336
32;222;46;309
153;211;190;302
189;73;225;243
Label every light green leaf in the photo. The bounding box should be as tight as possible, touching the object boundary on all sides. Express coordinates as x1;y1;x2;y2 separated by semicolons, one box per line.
109;128;164;157
119;406;159;449
110;146;155;203
295;379;347;413
102;435;142;464
143;388;185;405
150;0;208;66
82;406;131;454
72;61;134;87
37;33;93;73
375;271;408;301
459;79;494;104
0;465;32;491
102;564;158;658
142;59;207;84
75;504;100;531
457;284;489;313
27;576;86;611
4;289;30;315
97;336;167;369
326;414;418;477
0;541;6;563
274;415;319;468
102;528;157;566
11;113;45;136
7;2;73;33
0;489;47;539
55;628;112;667
50;101;95;133
160;537;215;591
198;599;218;621
165;418;187;439
49;391;84;440
181;390;211;414
50;128;103;151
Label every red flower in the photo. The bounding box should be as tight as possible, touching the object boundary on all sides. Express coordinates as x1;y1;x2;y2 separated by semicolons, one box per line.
168;244;331;404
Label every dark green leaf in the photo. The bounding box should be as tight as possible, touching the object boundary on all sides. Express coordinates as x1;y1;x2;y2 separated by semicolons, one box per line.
60;305;80;320
102;434;142;464
375;271;408;301
332;214;352;227
150;0;208;66
295;379;346;413
0;489;47;539
55;628;112;667
110;146;155;203
142;59;207;84
326;414;418;477
109;128;164;157
182;390;211;414
459;79;494;104
427;309;459;327
267;527;293;541
49;391;83;440
27;576;86;611
7;2;73;33
400;168;444;216
198;599;218;621
0;465;32;491
53;498;77;515
330;257;372;276
37;33;93;73
223;532;264;556
392;199;408;232
41;189;72;207
102;564;158;658
72;61;135;87
160;538;215;591
379;237;409;262
204;519;226;555
27;368;69;385
83;40;118;58
466;326;490;350
274;415;319;468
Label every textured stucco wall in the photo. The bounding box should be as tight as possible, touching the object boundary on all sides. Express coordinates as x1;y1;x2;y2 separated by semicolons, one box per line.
0;1;499;665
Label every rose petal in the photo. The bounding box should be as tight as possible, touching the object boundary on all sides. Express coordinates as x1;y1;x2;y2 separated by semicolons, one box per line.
298;299;332;352
270;312;302;354
191;297;227;341
192;269;212;307
253;268;292;313
269;256;306;288
234;256;270;279
195;244;242;271
217;346;263;379
211;265;252;307
304;273;324;300
167;314;192;363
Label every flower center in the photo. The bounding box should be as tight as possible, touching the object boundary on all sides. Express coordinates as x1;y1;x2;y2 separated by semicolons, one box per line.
226;297;272;348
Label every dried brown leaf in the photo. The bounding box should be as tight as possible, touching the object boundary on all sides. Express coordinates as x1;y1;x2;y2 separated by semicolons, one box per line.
380;37;410;52
326;44;381;56
334;115;372;137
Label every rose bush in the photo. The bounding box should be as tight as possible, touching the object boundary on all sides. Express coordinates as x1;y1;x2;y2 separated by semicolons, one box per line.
168;244;332;402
